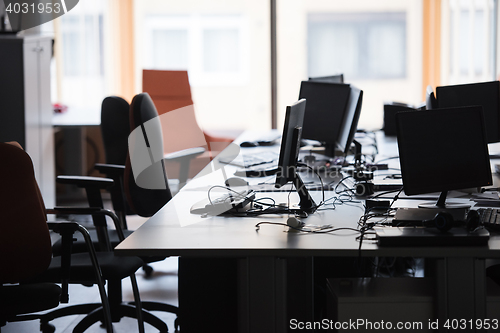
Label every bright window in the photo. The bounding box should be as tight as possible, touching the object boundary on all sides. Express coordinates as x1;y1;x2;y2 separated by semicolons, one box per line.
446;0;497;84
308;12;407;80
143;14;249;86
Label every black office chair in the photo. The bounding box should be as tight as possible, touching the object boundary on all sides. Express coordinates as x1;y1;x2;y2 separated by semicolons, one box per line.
0;142;112;333
54;96;201;260
53;96;157;276
125;93;173;215
54;95;180;329
127;93;239;333
36;206;170;333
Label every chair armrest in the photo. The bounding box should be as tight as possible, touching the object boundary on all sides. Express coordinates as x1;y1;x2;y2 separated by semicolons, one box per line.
47;221;112;330
164;147;205;162
46;222;102;301
57;175;114;190
164;147;206;188
48;207;125;242
94;163;125;177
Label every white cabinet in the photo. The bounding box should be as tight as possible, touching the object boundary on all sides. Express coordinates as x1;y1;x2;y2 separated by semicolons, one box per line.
0;35;55;207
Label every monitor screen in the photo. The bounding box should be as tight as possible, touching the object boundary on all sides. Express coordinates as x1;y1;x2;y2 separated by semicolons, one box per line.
436;81;500;143
308;74;344;83
298;81;351;148
396;106;492;196
336;86;363;154
275;99;306;188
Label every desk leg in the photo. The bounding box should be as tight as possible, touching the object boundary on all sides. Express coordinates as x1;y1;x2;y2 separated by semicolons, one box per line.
238;257;287;333
436;257;486;331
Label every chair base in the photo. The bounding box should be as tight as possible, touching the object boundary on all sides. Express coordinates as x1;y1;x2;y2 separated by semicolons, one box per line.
132;301;179;331
40;303;169;333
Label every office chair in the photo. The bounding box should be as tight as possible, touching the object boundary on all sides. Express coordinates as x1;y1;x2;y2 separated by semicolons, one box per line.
53;96;158;276
0;142;112;333
0;144;168;332
143;69;234;184
53;95;180;329
54;95;198;276
36;206;170;333
127;93;239;332
125;92;174;216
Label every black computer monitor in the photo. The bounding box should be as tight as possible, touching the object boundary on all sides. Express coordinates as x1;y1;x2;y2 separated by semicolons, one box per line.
336;86;363;155
298;81;351;156
275;99;316;214
396;106;492;208
436;81;500;143
308;74;344;83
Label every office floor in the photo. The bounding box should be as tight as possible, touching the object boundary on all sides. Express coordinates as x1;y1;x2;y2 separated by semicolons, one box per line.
3;215;179;333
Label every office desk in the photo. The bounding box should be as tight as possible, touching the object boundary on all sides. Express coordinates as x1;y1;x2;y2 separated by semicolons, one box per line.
115;131;500;333
53;108;103;199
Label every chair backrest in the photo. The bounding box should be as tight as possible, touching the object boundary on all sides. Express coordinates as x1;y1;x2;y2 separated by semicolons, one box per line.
100;96;131;218
143;69;193;112
125;93;173;217
100;96;130;165
0;143;52;283
142;70;208;155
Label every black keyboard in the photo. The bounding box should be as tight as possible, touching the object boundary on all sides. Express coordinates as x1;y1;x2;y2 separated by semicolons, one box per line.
478;208;500;231
190;189;256;215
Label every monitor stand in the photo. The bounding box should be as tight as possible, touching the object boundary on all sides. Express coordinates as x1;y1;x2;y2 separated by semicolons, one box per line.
290;172;317;216
323;143;337;158
418;190;471;209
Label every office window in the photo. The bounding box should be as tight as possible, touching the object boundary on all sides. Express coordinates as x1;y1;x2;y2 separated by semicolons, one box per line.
143;14;248;86
447;0;497;83
151;29;189;70
203;28;240;73
308;12;407;80
54;0;108;109
61;15;104;77
135;0;271;131
277;1;421;132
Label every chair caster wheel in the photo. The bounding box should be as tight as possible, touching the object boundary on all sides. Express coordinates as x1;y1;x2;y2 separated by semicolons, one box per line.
41;322;56;333
143;264;154;277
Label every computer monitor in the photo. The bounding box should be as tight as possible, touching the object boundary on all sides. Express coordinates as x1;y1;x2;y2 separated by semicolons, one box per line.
275;99;316;214
436;81;500;143
298;81;351;156
336;86;363;155
308;74;344;83
396;106;492;208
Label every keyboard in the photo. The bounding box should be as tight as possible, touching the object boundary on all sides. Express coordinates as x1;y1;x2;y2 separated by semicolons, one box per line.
478;208;500;231
220;151;279;168
234;166;278;177
190;189;256;215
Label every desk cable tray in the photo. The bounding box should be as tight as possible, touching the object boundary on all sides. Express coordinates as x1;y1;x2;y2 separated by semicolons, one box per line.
190;189;256;215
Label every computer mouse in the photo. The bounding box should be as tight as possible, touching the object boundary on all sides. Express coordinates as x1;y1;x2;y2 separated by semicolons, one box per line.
225;177;249;187
240;141;258;148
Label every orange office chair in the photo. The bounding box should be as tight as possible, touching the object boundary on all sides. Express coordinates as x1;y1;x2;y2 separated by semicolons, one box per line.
142;69;234;181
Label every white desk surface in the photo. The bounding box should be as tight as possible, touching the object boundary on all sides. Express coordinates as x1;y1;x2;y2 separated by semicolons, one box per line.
115;130;500;259
52;107;101;127
114;130;500;332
